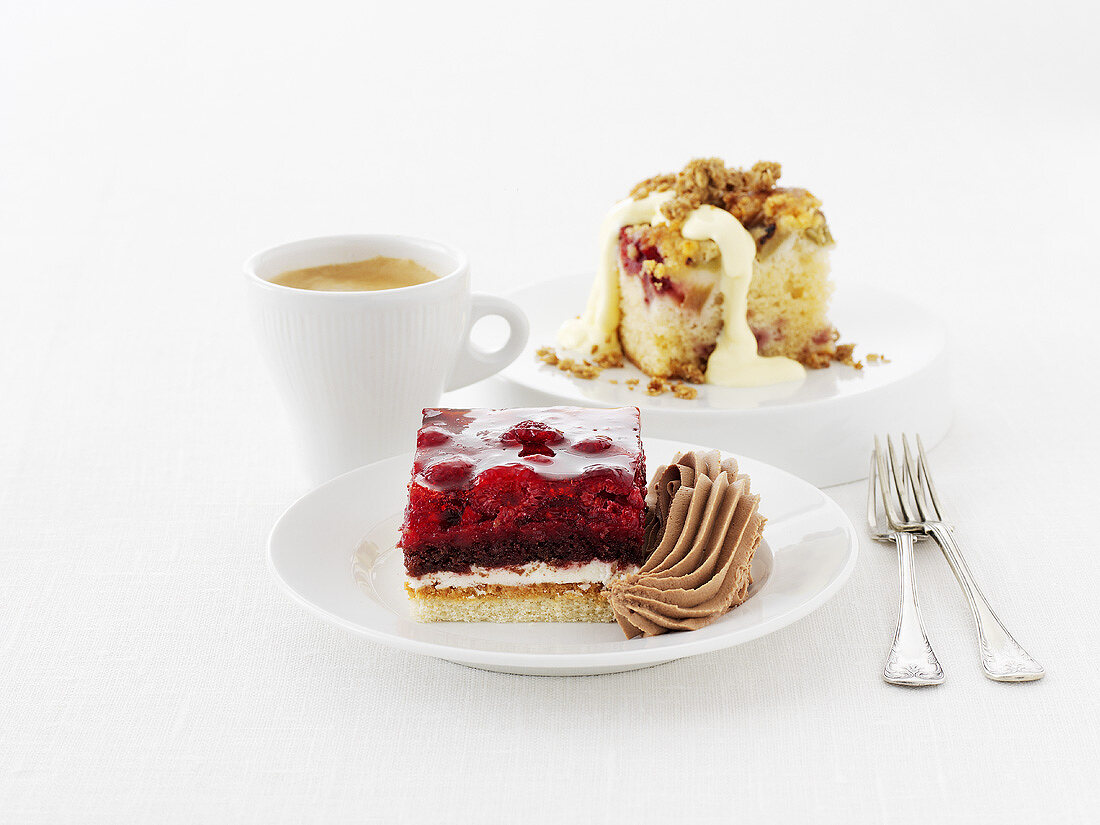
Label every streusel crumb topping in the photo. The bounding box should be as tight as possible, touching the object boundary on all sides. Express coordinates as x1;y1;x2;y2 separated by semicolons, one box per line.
629;158;833;249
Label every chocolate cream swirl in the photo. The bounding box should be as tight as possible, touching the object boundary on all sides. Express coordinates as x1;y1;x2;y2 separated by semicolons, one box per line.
609;450;765;638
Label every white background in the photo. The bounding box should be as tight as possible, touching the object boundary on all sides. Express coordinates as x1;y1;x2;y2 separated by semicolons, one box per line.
3;1;1099;822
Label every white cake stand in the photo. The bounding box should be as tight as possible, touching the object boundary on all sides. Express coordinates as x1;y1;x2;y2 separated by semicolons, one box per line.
499;275;951;488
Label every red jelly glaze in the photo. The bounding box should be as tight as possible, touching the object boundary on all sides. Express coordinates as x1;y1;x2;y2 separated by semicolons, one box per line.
574;436;612;454
421;456;475;487
416;427;451;448
399;407;647;577
618;226;685;305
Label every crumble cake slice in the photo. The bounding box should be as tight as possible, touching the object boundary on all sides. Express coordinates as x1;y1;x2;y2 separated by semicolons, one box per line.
620;158;842;382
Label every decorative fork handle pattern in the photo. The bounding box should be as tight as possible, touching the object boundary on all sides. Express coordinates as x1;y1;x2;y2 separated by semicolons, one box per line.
925;523;1045;682
883;531;944;686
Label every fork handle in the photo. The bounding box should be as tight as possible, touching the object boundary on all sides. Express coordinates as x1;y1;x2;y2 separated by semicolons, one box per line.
926;523;1045;682
883;531;944;686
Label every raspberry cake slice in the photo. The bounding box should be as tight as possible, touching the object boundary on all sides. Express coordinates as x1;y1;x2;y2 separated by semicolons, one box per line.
399;407;647;623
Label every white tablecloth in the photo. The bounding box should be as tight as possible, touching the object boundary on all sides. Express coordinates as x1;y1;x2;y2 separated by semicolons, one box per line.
3;2;1098;822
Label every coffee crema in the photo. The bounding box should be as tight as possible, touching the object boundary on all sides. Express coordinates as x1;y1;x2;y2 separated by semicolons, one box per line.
271;256;439;292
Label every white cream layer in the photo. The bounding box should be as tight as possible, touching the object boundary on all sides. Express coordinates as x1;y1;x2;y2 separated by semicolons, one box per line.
556;193;806;387
407;560;636;590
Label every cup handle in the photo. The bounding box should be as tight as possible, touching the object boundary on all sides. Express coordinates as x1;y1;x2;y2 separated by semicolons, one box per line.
445;293;530;391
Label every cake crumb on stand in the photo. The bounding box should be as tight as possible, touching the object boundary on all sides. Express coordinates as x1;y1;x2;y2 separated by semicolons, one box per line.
535;346;703;401
536;340;881;398
646;378;668;396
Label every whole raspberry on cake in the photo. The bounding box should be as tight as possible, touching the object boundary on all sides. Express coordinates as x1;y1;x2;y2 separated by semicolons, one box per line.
399;406;647;623
558;158;853;388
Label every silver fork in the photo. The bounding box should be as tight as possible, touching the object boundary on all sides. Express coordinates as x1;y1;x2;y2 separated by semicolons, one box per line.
868;445;944;686
884;434;1045;682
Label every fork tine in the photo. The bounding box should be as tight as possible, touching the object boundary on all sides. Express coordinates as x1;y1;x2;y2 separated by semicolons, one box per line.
915;434;946;521
886;435;913;522
866;448;879;532
875;436;906;530
901;434;931;522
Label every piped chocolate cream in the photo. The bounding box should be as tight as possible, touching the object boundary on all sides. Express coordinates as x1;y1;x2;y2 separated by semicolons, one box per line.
609;450;765;638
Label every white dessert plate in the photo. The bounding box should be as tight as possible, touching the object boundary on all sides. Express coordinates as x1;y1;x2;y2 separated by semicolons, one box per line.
267;436;859;676
500;275;951;487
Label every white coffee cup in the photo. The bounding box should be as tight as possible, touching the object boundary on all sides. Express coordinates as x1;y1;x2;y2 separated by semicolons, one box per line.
245;234;528;485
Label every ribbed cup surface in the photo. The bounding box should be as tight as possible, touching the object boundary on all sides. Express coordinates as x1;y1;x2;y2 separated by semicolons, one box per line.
245;237;471;484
